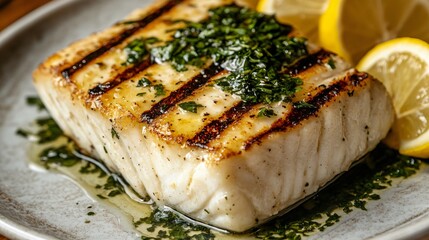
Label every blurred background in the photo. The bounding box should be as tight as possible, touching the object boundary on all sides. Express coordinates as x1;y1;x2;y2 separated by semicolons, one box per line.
0;0;50;31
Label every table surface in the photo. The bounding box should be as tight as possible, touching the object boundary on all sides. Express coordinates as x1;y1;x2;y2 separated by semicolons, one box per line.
0;0;50;31
1;1;429;240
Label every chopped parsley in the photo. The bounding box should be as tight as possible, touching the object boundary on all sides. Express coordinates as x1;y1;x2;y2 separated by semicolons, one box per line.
137;77;152;87
327;58;336;69
16;116;63;144
35;118;64;143
135;209;215;240
108;189;123;197
26;96;45;110
178;101;204;113
151;5;308;104
257;107;277;118
124;37;159;64
153;84;166;97
97;194;107;199
96;175;124;199
80;161;106;177
124;5;308;104
39;144;80;167
293;101;316;109
136;92;146;97
16;129;31;138
111;128;120;139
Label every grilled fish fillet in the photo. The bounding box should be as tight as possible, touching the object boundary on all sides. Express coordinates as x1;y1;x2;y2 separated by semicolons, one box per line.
33;0;394;232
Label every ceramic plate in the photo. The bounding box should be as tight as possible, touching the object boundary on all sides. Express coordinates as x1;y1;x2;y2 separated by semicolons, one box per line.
1;0;429;239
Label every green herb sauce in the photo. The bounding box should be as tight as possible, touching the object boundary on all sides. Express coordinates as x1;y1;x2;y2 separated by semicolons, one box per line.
16;117;63;144
254;146;422;239
19;98;426;239
135;210;215;240
124;5;308;105
124;37;160;65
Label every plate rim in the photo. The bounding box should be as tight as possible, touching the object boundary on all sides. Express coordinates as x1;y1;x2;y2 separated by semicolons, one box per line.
0;0;429;239
0;0;78;45
0;0;82;239
0;214;57;240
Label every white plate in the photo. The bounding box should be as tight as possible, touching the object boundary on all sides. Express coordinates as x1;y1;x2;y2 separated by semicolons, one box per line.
0;0;429;239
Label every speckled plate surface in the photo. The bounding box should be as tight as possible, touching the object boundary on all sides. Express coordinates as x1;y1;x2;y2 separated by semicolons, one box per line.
1;0;429;239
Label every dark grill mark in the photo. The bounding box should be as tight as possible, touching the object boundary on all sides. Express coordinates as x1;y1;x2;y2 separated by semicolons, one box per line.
286;49;334;76
88;58;152;96
350;72;368;86
187;102;255;149
140;64;223;123
244;72;368;149
61;0;182;81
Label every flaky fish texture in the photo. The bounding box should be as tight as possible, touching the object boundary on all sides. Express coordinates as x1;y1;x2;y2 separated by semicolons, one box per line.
33;0;394;232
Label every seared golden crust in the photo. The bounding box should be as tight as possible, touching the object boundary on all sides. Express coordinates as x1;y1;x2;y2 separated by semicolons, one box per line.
33;0;356;159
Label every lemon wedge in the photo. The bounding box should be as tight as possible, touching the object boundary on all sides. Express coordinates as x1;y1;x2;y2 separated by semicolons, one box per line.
256;0;276;14
257;0;328;43
357;37;429;158
320;0;429;64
